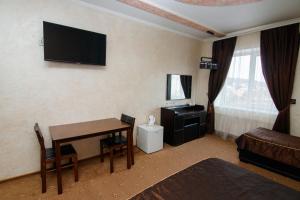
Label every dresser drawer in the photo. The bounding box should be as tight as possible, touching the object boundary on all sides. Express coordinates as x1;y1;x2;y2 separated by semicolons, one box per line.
172;130;184;146
174;116;184;130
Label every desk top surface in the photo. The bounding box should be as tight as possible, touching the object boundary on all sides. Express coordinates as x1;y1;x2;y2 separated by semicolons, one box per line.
49;118;130;141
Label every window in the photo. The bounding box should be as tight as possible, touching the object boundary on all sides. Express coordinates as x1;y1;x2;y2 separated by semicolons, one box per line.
215;48;277;114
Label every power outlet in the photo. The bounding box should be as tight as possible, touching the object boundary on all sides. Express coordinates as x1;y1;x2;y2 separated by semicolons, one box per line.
39;38;44;46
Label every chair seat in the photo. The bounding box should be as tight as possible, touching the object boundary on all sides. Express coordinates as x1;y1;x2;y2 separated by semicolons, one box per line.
46;144;77;161
99;114;135;173
101;135;127;147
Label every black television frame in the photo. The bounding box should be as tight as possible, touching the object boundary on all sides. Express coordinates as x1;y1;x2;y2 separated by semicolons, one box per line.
43;21;106;66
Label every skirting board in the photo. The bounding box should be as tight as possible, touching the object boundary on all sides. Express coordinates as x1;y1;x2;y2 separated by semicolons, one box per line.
0;146;137;184
214;131;238;142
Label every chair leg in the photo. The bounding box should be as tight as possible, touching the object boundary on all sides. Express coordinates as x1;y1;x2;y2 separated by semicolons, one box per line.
41;162;46;193
131;137;134;165
109;147;114;173
131;151;134;165
120;147;123;156
73;156;78;182
100;141;104;163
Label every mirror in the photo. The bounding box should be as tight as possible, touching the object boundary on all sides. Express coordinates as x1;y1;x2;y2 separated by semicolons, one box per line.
166;74;192;100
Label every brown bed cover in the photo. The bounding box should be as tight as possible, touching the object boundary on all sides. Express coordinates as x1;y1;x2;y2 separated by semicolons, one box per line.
130;158;300;200
236;127;300;168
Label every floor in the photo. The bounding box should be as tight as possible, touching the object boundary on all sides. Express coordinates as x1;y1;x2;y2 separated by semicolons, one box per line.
1;134;300;200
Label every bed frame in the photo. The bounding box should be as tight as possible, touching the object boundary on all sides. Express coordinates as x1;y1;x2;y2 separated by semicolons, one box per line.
238;149;300;181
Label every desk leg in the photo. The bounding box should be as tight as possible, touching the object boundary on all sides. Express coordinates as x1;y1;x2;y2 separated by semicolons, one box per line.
55;141;63;194
130;128;134;165
52;140;55;149
127;128;131;169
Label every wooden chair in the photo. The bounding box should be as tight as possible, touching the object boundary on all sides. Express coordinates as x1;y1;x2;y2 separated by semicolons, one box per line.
100;114;135;173
34;123;78;193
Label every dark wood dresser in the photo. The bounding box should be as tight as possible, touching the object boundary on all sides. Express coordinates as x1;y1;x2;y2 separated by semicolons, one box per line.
161;104;207;146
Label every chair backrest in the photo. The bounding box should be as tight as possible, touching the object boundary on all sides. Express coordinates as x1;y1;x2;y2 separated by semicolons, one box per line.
121;114;135;128
34;123;46;153
110;114;136;138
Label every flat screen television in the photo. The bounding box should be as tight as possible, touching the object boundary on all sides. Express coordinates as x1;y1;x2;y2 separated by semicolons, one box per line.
43;21;106;66
166;74;192;100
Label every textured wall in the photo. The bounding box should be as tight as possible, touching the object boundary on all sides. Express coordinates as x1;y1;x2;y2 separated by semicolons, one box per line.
0;0;201;180
195;41;212;106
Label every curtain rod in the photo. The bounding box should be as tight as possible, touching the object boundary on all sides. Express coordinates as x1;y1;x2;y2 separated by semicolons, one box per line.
205;17;300;42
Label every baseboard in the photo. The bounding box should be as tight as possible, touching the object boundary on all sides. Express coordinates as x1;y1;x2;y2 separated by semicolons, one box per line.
0;146;137;184
0;171;39;184
0;154;100;184
213;131;238;142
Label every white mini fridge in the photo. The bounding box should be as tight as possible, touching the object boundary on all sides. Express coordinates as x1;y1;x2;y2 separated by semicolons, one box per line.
137;124;164;154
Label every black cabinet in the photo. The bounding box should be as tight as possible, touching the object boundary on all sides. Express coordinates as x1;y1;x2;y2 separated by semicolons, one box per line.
161;104;207;146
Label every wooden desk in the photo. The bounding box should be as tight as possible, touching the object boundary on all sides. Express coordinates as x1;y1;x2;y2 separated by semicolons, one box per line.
49;118;133;194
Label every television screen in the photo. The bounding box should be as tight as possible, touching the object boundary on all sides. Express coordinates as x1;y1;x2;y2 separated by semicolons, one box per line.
43;21;106;66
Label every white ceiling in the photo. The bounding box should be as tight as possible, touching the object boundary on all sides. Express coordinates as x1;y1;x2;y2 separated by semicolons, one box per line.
81;0;300;39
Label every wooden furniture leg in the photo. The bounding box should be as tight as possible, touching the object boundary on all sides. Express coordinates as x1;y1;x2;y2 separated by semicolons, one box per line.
110;147;114;173
120;147;123;155
55;141;63;194
127;128;131;169
100;141;104;162
73;156;78;182
130;128;134;165
41;160;46;193
52;140;57;170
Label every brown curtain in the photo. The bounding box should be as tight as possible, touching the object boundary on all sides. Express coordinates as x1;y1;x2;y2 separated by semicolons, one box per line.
180;75;192;98
260;23;300;134
207;37;237;133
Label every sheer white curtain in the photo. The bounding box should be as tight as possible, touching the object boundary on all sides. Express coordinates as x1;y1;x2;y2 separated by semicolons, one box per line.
214;33;278;137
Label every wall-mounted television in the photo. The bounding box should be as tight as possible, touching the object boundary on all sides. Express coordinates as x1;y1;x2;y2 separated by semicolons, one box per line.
166;74;192;100
43;21;106;66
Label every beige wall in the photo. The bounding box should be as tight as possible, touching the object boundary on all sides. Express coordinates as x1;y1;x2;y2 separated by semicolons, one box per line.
0;0;202;180
198;33;300;137
195;41;212;106
3;0;297;182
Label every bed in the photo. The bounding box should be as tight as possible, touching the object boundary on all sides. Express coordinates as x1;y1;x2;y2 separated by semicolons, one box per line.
130;158;300;200
236;127;300;180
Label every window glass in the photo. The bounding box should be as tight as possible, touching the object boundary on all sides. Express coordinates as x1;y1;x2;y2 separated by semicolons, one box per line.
255;56;265;82
215;48;277;114
228;55;250;80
